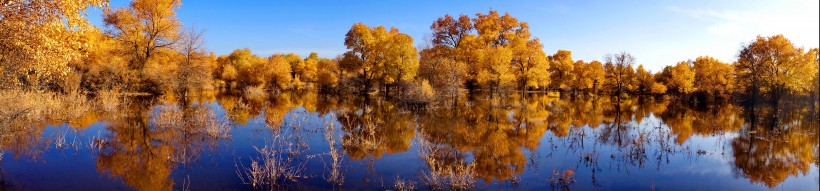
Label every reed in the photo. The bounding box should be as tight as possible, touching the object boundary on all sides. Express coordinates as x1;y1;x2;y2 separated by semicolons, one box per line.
236;132;307;189
394;176;417;191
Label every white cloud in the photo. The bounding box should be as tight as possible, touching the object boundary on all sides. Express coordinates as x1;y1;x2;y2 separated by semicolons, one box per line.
660;1;818;67
668;1;819;49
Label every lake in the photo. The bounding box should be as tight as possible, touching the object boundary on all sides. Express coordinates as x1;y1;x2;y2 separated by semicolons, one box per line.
0;92;817;190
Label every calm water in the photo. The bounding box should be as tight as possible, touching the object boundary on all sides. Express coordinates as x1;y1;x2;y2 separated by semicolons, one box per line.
0;92;817;190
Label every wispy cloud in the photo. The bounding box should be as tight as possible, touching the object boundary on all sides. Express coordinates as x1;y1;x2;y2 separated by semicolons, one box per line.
667;2;819;47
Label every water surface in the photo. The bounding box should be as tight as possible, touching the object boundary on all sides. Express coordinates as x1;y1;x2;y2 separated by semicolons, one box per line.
0;92;817;190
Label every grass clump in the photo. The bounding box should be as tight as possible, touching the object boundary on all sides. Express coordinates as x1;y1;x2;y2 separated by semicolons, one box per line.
416;136;476;190
236;131;308;189
394;176;417;191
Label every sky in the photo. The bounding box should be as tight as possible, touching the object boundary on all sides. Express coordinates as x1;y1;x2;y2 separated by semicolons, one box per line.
86;0;819;72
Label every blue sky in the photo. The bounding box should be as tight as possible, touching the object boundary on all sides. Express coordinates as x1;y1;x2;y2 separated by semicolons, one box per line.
87;0;819;72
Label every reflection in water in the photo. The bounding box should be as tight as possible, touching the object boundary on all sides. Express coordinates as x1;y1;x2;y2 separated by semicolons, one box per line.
96;97;230;191
0;91;817;190
731;104;818;188
415;94;549;182
660;103;745;144
338;99;415;160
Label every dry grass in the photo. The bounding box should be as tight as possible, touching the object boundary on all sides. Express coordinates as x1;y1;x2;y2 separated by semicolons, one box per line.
322;121;346;187
243;86;267;102
88;131;106;152
151;105;231;139
151;104;231;163
398;80;437;108
96;90;121;112
191;106;232;138
0;89;124;127
236;132;308;189
394;176;417;191
53;130;68;149
549;168;576;190
340;116;384;158
416;136;476;190
0;89;98;157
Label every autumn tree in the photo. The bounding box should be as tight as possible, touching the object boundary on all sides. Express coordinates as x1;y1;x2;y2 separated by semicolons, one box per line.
421;10;547;96
301;52;320;83
570;60;606;94
0;0;107;89
416;42;458;96
588;60;606;94
341;23;417;94
692;56;734;99
604;52;635;99
215;55;237;89
569;60;589;92
476;46;515;95
459;35;485;91
549;50;575;91
419;44;466;98
623;65;638;93
650;82;668;95
736;35;819;104
666;61;695;95
173;26;212;96
431;14;473;49
472;10;544;95
103;0;182;93
226;49;264;88
383;31;419;95
422;14;470;95
512;39;549;90
316;58;340;93
70;29;129;92
424;14;473;93
265;54;293;91
635;65;653;94
283;53;305;85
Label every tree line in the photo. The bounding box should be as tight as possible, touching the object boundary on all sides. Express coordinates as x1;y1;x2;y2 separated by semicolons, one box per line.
1;0;817;106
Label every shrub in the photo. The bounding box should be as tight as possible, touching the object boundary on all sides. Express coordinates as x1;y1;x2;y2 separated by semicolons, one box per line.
96;90;121;112
650;83;668;95
399;80;436;107
243;86;267;101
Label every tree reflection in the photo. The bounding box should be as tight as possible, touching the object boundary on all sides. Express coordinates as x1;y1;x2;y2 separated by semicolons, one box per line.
1;90;818;190
216;94;264;125
338;98;415;160
96;98;230;191
731;103;818;188
415;94;557;182
659;104;745;144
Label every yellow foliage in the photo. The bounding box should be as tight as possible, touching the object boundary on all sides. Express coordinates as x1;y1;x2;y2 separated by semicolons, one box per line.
650;82;667;95
0;0;107;88
736;35;819;99
266;54;294;90
635;65;654;94
693;56;734;97
603;52;636;96
341;23;418;92
513;38;550;89
301;52;320;82
549;50;575;90
316;58;340;91
476;46;515;92
104;0;181;70
669;61;695;94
